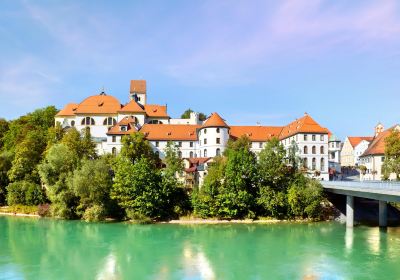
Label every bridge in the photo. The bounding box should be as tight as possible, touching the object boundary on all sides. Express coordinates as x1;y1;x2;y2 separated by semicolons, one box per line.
321;181;400;228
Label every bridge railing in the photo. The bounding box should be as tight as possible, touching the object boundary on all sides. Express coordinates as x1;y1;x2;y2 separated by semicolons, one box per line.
321;180;400;191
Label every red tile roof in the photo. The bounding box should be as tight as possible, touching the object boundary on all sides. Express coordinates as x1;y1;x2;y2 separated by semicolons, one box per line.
118;100;145;113
107;117;138;135
144;104;169;118
140;124;200;140
202;112;229;128
56;103;78;116
188;157;211;165
230;126;283;141
75;94;122;114
348;136;374;148
279;113;329;139
130;80;146;94
361;126;399;156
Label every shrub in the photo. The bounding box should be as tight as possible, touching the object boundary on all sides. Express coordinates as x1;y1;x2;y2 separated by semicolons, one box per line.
83;205;106;222
6;181;45;206
38;203;51;217
126;209;153;224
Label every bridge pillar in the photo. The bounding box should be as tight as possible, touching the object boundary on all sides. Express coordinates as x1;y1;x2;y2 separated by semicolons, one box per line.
346;195;354;227
379;200;388;227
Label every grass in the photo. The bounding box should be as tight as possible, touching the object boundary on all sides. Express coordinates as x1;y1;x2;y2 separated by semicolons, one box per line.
0;205;38;215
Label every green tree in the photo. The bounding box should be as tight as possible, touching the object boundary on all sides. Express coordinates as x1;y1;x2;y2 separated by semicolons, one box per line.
383;129;400;180
164;141;184;178
0;152;12;205
72;158;113;220
6;180;45;206
0;118;9;149
120;132;160;166
111;157;166;220
61;128;97;160
287;140;302;171
180;108;207;121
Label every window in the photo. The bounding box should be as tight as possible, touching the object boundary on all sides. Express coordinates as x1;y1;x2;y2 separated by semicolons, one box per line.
155;151;159;157
381;157;385;162
304;146;308;154
320;146;324;154
204;138;207;145
204;129;207;134
81;117;95;126
304;134;308;141
312;146;316;154
259;142;263;148
103;117;116;126
178;151;182;158
204;149;207;157
156;141;159;147
112;147;117;156
190;151;194;158
303;158;308;169
216;128;220;133
320;135;324;141
216;148;221;156
112;136;116;143
178;142;182;147
312;158;316;170
71;120;75;127
190;142;193;147
216;138;220;144
120;126;127;131
312;135;316;141
321;158;325;171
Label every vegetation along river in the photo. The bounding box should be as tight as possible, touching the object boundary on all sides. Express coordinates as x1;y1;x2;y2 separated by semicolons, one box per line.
1;216;400;279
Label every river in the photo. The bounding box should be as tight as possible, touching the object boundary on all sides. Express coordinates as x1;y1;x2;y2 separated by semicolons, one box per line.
1;216;400;279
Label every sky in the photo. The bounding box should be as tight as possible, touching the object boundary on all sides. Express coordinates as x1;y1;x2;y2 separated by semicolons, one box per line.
1;0;400;139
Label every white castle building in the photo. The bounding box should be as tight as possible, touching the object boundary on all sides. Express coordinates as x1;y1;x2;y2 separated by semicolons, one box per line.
56;80;332;181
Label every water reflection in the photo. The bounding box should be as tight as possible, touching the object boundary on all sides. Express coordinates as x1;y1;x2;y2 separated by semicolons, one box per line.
182;244;215;280
345;227;353;252
96;253;120;280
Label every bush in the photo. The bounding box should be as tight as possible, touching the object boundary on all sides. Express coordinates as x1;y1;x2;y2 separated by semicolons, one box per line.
126;209;153;224
38;203;51;217
83;205;106;222
6;181;46;206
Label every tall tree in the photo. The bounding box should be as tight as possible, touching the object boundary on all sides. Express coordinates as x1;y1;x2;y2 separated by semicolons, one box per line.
383;129;400;180
180;108;207;121
0;152;12;205
164;141;184;177
120;132;160;166
0;118;9;150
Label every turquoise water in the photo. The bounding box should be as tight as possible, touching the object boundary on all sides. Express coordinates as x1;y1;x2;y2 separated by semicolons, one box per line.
1;216;400;279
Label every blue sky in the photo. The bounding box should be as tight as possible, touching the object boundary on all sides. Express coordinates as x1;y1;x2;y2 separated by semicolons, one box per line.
1;0;400;139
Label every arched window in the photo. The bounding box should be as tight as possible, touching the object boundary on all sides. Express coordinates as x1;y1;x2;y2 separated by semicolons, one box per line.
103;117;116;126
216;128;220;133
312;146;316;154
70;120;75;127
303;158;308;169
149;120;162;124
321;158;325;171
190;151;194;158
178;151;182;158
81;117;95;126
320;146;324;154
112;147;117;156
155;151;160;157
204;129;207;134
204;149;207;157
312;158;316;170
303;146;308;154
216;148;221;156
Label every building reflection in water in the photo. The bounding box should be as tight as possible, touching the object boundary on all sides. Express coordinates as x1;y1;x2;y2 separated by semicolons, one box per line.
182;243;215;280
96;252;120;280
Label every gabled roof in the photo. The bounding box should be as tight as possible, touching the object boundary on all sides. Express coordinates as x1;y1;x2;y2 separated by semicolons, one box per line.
202;112;229;128
279;113;329;139
348;136;374;148
56;103;79;117
229;126;283;142
107;117;138;135
130;80;146;94
118;100;145;113
75;94;122;114
144;105;169;118
361;126;399;157
187;157;211;165
140;124;200;140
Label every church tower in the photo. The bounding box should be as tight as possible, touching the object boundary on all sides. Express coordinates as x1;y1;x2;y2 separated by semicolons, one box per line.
129;80;147;106
375;122;384;136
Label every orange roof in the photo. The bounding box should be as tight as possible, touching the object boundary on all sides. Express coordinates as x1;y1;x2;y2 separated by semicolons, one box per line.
361;126;399;156
118;100;145;113
75;94;121;114
107;117;138;135
130;80;146;94
140;124;200;141
230;126;283;142
56;103;78;116
348;136;374;148
144;104;169;118
279;113;329;139
202;112;229;128
188;157;211;165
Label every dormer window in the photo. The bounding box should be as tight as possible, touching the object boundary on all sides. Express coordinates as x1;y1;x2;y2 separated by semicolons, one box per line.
120;125;127;131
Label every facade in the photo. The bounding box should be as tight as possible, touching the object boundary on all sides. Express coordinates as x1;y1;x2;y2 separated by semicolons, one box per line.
56;80;332;182
340;136;373;167
328;134;342;173
360;125;400;181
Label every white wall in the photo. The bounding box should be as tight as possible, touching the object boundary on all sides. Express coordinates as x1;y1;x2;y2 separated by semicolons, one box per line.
198;127;229;158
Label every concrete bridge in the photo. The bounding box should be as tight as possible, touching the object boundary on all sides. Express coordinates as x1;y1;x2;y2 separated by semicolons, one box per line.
321;181;400;227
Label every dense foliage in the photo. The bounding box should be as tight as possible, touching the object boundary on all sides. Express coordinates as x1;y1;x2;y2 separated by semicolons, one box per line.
383;129;400;180
180;108;207;121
